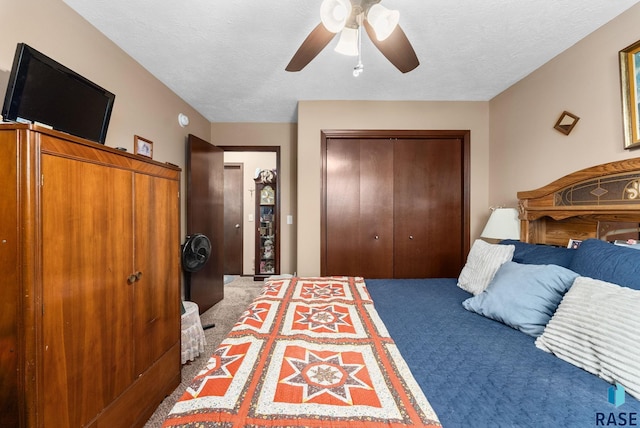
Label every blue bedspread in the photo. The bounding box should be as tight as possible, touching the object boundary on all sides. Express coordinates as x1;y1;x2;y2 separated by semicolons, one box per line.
367;278;640;428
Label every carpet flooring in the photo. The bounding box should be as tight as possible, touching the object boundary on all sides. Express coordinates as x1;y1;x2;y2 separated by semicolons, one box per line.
144;276;264;427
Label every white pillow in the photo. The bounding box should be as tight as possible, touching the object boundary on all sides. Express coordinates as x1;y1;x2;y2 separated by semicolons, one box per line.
457;239;514;295
535;276;640;400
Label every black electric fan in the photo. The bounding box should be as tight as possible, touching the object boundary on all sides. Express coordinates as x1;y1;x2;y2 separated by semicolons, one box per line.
181;233;211;273
181;233;215;329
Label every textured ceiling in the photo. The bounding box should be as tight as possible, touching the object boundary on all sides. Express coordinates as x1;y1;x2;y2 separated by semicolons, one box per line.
63;0;640;123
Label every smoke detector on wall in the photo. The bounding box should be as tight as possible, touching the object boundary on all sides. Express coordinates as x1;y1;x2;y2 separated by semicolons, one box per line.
178;113;190;127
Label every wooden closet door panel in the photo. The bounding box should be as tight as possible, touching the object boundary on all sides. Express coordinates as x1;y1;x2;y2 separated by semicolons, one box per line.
325;139;393;278
133;173;180;375
358;139;394;278
41;155;134;427
393;139;464;278
325;139;361;276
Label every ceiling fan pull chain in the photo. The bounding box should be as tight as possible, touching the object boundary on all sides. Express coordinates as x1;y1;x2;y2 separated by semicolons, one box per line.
353;13;364;77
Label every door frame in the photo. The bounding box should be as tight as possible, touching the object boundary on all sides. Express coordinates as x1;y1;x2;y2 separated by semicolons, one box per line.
219;146;281;276
320;129;471;276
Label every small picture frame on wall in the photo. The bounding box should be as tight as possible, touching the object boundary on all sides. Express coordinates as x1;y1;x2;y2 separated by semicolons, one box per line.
134;135;153;158
553;111;580;135
619;40;640;150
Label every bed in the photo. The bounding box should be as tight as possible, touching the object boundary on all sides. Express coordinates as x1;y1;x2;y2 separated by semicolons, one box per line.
164;158;640;427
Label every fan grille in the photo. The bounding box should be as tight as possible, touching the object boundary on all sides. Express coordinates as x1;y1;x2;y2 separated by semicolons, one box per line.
181;233;212;272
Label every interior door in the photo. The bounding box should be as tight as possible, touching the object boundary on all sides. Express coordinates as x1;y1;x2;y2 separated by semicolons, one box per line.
186;134;224;312
224;163;243;275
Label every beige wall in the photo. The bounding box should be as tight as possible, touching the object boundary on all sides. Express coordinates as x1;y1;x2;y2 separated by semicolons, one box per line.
211;122;297;276
297;101;490;276
489;3;640;207
9;0;640;280
223;151;277;276
0;0;212;244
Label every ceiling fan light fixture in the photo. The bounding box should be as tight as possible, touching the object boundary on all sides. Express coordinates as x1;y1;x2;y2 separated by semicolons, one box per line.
334;27;359;56
367;4;399;41
320;0;351;33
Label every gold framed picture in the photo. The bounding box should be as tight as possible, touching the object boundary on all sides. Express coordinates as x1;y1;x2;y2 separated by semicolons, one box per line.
619;40;640;150
134;135;153;158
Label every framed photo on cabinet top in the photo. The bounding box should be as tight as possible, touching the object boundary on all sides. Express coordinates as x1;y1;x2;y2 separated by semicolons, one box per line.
567;239;582;249
134;135;153;158
619;39;640;150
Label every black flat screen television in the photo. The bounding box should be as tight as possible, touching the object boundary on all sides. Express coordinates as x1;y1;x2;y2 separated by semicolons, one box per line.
1;43;115;144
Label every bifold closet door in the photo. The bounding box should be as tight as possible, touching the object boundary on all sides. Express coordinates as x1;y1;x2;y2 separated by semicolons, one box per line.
325;139;393;278
393;138;464;278
323;132;468;279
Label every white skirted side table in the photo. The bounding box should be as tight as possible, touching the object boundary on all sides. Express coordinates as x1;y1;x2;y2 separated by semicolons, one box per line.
181;301;207;364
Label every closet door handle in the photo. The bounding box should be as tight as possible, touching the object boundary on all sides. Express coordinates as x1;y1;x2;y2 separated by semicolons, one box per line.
127;274;137;284
135;271;143;280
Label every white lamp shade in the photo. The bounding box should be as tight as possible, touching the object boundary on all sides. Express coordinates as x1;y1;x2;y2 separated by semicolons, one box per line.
481;208;520;240
367;4;399;41
334;28;359;56
320;0;352;33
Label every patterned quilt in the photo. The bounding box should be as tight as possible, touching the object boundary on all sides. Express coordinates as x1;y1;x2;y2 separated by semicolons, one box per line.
163;276;441;428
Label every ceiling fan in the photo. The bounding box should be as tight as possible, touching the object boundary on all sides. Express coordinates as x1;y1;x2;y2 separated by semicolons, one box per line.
285;0;419;74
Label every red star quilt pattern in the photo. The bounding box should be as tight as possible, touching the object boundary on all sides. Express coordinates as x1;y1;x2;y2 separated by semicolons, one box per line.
163;276;441;427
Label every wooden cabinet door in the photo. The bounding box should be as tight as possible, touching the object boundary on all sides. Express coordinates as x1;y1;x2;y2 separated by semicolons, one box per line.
41;154;134;427
133;173;181;375
393;138;464;278
324;139;394;278
0;132;20;428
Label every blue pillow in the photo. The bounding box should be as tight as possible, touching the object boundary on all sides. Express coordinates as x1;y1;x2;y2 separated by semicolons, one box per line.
568;238;640;290
462;261;579;337
500;240;575;267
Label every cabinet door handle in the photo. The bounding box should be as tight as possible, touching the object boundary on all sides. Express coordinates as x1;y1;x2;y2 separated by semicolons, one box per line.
235;224;240;228
409;235;414;240
374;235;379;240
135;271;143;280
128;274;137;284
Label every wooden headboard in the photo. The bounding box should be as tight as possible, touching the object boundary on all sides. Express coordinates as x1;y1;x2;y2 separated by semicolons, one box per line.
517;157;640;246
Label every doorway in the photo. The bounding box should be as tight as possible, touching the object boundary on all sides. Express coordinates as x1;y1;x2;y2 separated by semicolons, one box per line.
222;146;280;277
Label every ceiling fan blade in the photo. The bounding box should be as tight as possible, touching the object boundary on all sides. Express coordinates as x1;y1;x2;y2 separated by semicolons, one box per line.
286;23;336;72
363;20;419;73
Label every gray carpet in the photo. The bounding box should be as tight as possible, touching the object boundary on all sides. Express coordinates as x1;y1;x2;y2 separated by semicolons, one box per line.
144;276;263;427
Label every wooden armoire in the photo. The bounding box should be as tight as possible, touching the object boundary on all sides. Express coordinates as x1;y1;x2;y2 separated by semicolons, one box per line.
0;124;181;427
321;130;470;279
